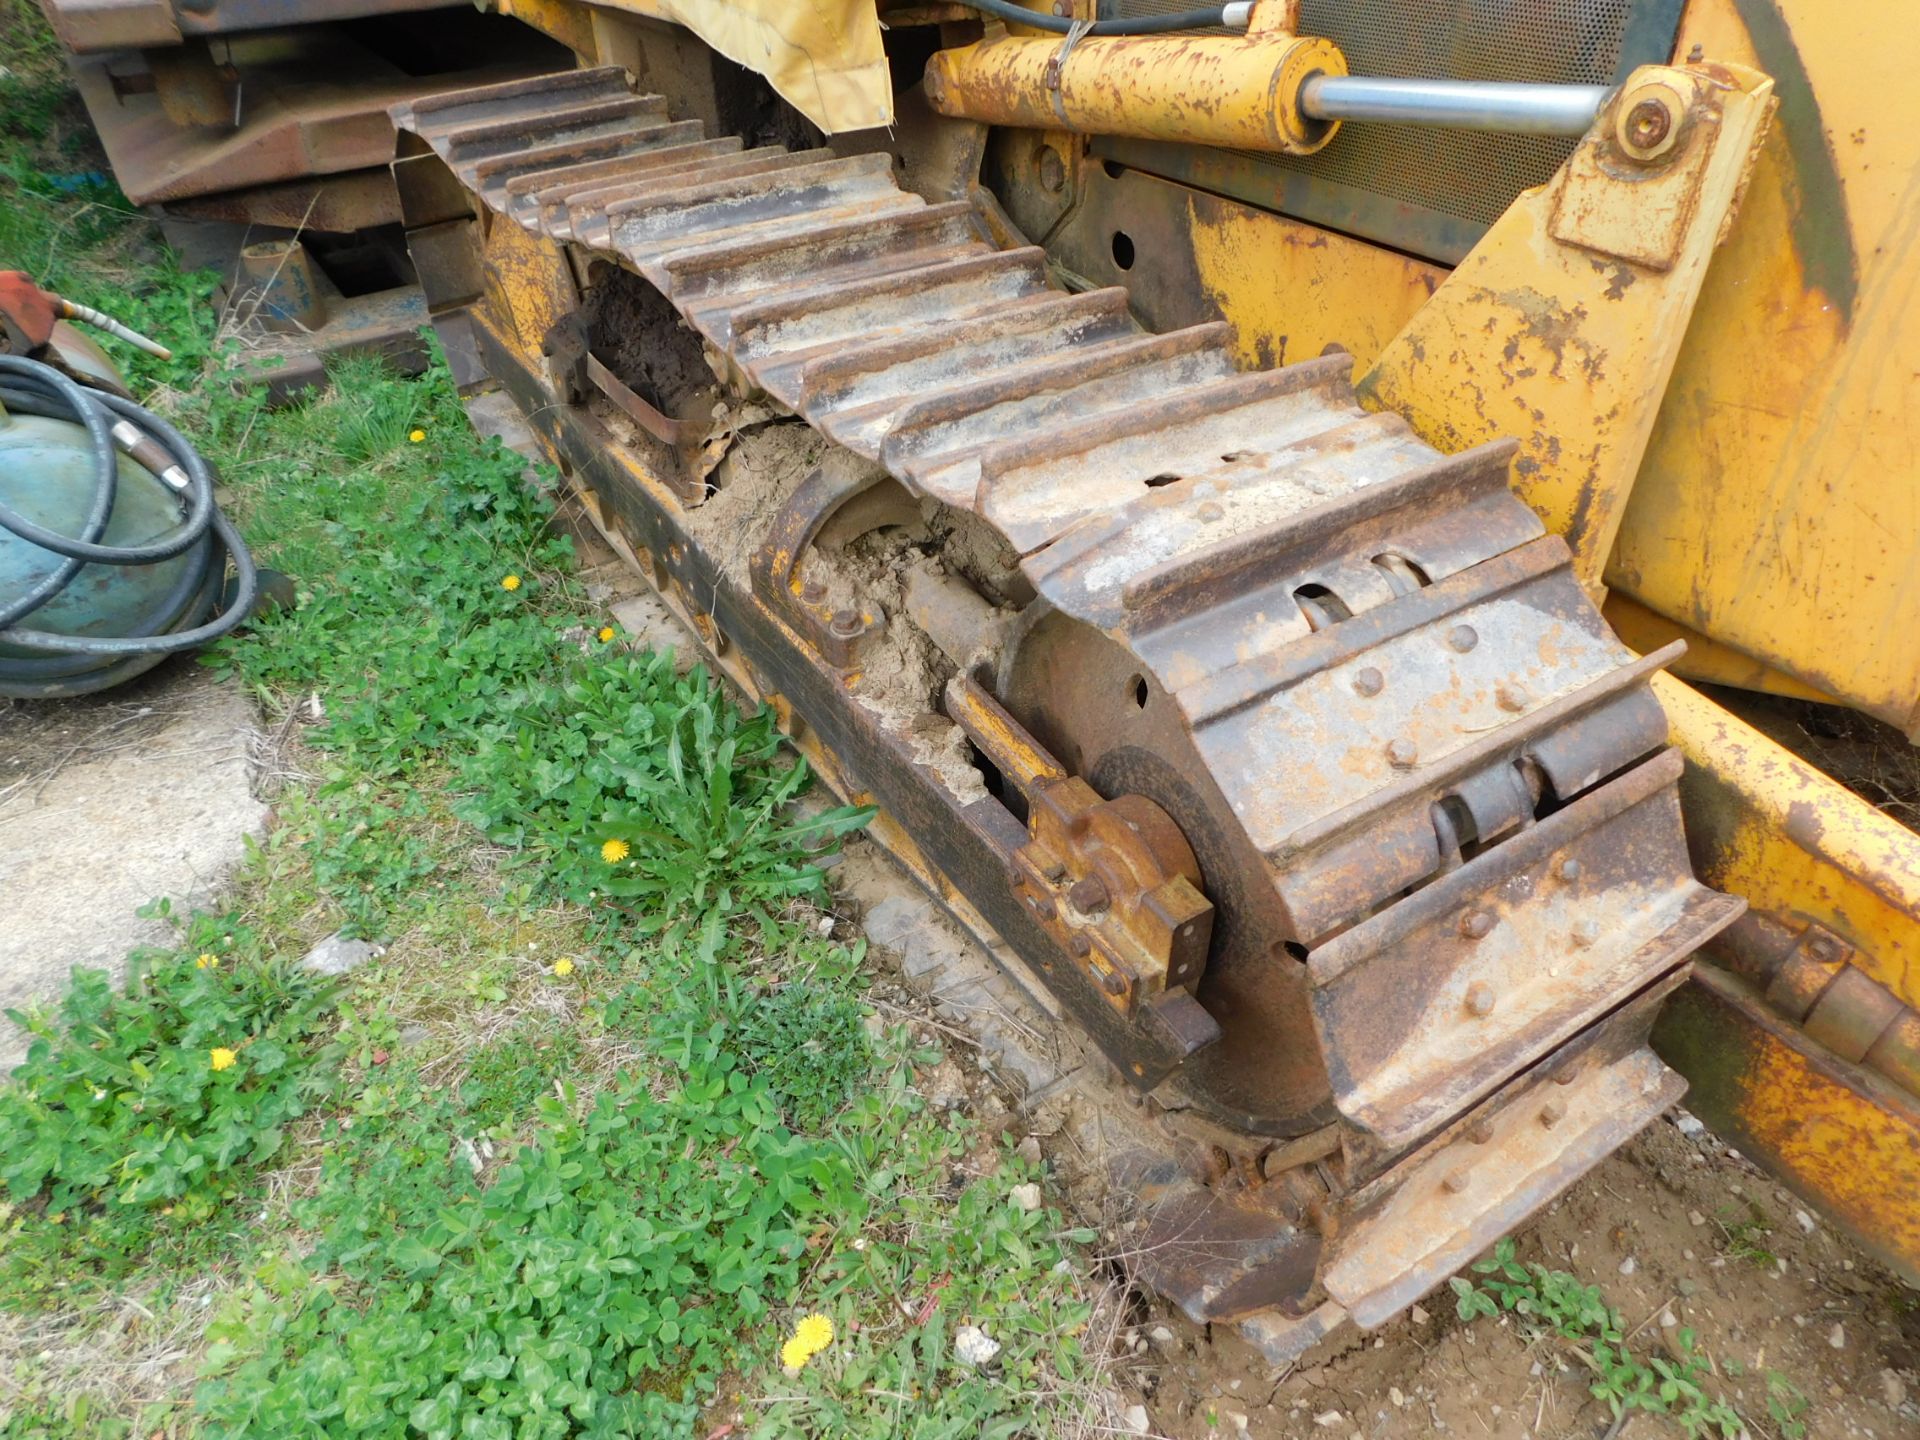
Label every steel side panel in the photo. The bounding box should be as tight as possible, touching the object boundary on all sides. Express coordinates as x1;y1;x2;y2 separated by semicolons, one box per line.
1653;965;1920;1285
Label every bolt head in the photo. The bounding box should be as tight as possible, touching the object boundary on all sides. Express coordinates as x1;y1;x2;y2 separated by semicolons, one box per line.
1353;666;1384;698
1098;966;1128;997
1626;98;1672;149
1465;981;1496;1017
1069;876;1111;916
829;608;863;639
1460;910;1495;940
1386;737;1419;769
1068;933;1091;958
1571;919;1601;949
1557;857;1582;883
1446;624;1479;653
1495;681;1529;712
1441;1168;1470;1195
1466;1119;1495;1145
801;580;827;604
1539;1099;1568;1129
1807;934;1839;963
1196;500;1225;523
1037;145;1067;194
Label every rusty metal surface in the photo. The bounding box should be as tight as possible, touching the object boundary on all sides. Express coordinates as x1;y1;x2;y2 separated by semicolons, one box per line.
1655;966;1920;1285
390;64;1740;1348
41;0;455;52
69;35;549;206
923;20;1346;156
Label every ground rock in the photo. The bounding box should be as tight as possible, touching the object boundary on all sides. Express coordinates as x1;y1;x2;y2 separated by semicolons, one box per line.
302;931;383;976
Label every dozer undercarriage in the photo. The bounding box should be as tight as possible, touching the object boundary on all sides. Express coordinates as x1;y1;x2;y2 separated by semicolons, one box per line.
385;66;1746;1355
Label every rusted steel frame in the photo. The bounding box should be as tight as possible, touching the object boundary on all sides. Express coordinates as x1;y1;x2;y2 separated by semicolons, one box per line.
1324;977;1688;1325
469;315;1202;1092
746;462;895;669
1280;643;1684;865
165;169;402;233
1312;747;1706;985
1120;438;1522;622
945;676;1218;1051
1178;538;1569;726
584;353;687;448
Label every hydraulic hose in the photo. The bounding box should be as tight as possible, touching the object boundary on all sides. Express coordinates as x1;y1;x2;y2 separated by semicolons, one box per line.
948;1;1246;37
0;354;258;698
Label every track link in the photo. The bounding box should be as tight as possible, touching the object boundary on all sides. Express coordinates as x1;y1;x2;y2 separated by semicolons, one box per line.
390;68;1742;1358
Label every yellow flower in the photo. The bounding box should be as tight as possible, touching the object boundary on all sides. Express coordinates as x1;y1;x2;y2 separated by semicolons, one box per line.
780;1312;834;1370
209;1047;238;1072
552;958;575;978
408;428;426;444
598;626;615;643
501;574;522;592
793;1313;833;1351
600;837;629;864
195;953;219;970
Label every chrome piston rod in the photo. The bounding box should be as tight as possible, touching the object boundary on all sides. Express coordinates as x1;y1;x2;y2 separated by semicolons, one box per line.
1299;75;1609;135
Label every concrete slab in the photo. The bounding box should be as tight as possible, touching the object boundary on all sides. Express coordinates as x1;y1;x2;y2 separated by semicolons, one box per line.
0;663;269;1065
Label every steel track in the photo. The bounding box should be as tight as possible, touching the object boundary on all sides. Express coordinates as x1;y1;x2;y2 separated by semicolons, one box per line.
389;67;1742;1357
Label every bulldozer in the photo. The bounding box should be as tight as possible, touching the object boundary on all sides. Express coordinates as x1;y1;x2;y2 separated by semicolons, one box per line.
36;0;1920;1357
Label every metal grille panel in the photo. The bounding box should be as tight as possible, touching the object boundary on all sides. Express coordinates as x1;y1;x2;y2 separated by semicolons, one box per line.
1097;0;1684;261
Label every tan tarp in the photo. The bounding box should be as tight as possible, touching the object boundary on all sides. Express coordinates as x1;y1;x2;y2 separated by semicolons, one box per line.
605;0;893;133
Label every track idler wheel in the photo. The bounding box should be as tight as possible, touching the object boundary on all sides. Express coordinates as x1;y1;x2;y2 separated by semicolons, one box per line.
947;675;1218;1059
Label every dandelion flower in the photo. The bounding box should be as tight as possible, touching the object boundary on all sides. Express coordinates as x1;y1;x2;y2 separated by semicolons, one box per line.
209;1047;238;1072
552;958;575;978
600;837;630;864
501;574;522;592
781;1312;834;1371
195;953;219;970
793;1313;834;1352
408;428;426;444
598;626;615;643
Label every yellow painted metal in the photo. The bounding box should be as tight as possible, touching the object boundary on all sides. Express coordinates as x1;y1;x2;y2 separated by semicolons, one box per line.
1648;670;1920;1280
1354;62;1775;594
485;0;597;58
923;12;1347;155
478;211;580;397
1610;0;1920;738
1602;596;1841;707
1653;967;1920;1285
1653;672;1920;1012
1183;186;1444;372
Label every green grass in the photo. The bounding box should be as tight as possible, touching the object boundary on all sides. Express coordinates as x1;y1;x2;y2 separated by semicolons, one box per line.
1450;1237;1795;1439
0;9;1112;1435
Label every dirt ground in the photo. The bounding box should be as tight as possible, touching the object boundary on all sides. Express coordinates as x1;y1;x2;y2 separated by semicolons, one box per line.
0;664;271;1064
1120;1115;1916;1440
